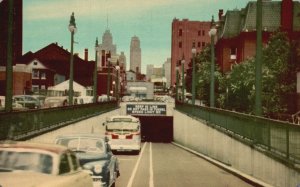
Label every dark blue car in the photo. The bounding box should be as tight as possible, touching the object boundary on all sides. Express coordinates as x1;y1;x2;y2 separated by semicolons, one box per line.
55;134;120;187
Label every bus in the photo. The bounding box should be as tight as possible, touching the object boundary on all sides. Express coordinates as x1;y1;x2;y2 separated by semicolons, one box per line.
103;115;141;154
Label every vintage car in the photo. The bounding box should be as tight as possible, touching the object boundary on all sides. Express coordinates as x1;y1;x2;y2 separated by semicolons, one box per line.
43;96;68;108
55;134;120;187
0;141;93;187
13;95;41;109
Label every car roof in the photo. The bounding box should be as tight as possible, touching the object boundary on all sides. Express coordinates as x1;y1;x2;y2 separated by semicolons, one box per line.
0;140;68;154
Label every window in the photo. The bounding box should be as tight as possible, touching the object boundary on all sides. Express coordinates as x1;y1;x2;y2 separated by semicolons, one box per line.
198;30;201;36
59;154;71;174
202;30;205;36
41;72;46;79
179;29;182;36
202;42;206;48
179;42;182;48
197;42;201;48
32;70;39;79
33;61;38;66
32;85;39;93
70;153;79;171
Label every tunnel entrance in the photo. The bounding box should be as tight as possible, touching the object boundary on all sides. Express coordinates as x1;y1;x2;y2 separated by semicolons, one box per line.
134;116;173;143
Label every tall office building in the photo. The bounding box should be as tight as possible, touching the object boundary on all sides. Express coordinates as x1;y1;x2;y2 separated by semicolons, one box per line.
171;18;210;85
130;36;141;73
0;0;23;66
98;29;117;55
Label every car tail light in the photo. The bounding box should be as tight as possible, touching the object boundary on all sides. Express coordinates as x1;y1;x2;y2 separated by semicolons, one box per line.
112;134;119;139
126;134;133;139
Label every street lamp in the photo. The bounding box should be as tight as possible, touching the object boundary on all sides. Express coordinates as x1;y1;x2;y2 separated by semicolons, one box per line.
68;12;77;106
191;41;197;105
176;63;180;101
208;16;217;108
93;38;99;103
115;65;120;103
181;55;185;103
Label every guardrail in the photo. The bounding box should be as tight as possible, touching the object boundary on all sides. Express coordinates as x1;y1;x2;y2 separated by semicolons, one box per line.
175;102;300;167
0;101;118;140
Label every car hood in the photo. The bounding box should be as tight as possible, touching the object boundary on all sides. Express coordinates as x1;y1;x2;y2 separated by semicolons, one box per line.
76;152;108;165
0;171;57;187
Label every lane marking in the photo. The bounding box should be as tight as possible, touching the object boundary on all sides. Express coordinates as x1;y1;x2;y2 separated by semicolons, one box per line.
149;142;154;187
126;142;147;187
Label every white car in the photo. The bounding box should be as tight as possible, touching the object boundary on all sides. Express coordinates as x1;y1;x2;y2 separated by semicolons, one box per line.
0;141;93;187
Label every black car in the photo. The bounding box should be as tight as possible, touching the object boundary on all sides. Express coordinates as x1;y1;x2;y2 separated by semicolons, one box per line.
55;134;120;187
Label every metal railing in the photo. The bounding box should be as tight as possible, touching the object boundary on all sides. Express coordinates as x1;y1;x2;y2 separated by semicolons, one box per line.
175;102;300;167
0;101;118;140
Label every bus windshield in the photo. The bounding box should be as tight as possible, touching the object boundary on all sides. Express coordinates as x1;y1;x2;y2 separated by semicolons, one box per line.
106;122;139;132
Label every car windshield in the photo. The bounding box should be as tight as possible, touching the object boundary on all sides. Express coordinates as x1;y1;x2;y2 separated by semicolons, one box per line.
0;150;53;174
56;137;104;153
106;122;139;132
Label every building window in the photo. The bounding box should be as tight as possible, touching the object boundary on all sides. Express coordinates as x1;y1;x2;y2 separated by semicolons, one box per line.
179;42;182;48
202;30;205;36
198;30;201;36
41;85;46;90
41;72;46;79
202;42;206;48
197;42;201;48
32;69;39;79
33;61;38;66
179;29;182;36
32;85;39;93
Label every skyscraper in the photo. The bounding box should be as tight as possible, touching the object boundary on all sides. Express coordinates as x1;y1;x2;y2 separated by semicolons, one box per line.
130;36;141;73
98;29;117;55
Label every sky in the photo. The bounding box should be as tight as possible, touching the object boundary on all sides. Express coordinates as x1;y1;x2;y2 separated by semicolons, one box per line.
23;0;249;73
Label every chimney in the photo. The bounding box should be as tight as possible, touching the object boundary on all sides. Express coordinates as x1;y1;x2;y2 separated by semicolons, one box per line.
218;9;223;21
84;48;88;61
281;0;293;32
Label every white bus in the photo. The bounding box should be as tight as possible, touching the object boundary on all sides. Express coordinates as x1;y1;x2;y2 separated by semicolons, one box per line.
103;115;141;154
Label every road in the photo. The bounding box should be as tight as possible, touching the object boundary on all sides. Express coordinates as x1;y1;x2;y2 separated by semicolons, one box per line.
115;142;254;187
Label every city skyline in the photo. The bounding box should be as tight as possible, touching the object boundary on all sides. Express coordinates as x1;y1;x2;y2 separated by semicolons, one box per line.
23;0;248;73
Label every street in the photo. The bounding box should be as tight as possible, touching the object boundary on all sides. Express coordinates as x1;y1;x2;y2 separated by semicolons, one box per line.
115;142;253;187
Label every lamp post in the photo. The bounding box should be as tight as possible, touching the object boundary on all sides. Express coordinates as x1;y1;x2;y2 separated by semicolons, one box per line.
107;58;111;101
255;0;263;116
208;16;217;108
116;65;120;103
181;55;185;103
93;38;99;103
191;41;197;105
176;64;179;101
68;12;77;106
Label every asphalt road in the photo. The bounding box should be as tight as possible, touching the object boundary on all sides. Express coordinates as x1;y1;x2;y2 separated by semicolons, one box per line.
115;142;254;187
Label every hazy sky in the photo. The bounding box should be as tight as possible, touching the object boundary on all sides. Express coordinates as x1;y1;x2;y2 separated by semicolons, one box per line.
23;0;248;73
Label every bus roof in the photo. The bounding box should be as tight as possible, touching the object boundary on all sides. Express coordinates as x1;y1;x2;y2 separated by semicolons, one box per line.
106;115;139;122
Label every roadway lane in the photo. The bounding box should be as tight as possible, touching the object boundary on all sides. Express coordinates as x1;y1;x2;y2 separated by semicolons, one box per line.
115;142;254;187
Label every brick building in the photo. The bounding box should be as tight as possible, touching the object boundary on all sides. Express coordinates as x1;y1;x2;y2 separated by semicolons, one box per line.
171;19;211;86
215;0;300;72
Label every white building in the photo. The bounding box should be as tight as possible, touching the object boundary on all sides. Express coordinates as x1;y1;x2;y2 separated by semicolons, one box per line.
130;36;141;73
163;58;171;88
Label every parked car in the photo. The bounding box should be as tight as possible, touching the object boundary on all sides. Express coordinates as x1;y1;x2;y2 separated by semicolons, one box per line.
55;134;120;187
0;141;93;187
32;95;46;107
0;96;27;111
13;95;41;109
43;96;68;108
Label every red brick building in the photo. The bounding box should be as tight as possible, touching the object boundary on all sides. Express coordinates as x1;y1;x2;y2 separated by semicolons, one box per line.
171;19;211;85
17;43;95;94
0;0;22;66
215;0;300;72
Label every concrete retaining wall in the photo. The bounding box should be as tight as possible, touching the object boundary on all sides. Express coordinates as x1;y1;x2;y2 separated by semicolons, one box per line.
28;109;121;144
174;110;300;187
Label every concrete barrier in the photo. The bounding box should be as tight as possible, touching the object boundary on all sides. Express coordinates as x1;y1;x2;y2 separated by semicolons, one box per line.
174;110;300;187
29;109;121;144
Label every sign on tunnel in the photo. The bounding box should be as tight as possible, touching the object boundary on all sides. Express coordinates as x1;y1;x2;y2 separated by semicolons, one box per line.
126;104;166;115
